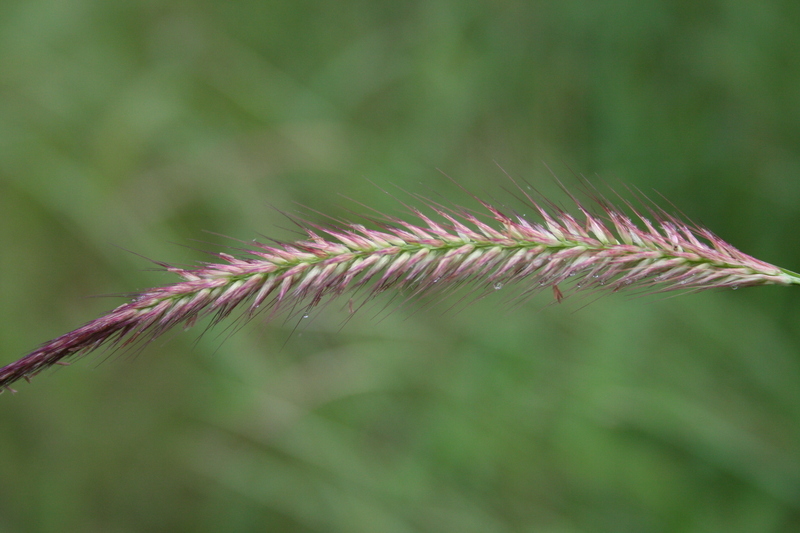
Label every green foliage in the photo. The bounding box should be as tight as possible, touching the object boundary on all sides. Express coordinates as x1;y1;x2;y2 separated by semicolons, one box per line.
1;0;800;531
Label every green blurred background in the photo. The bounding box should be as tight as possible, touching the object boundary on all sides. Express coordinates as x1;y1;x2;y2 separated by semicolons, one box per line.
2;1;800;531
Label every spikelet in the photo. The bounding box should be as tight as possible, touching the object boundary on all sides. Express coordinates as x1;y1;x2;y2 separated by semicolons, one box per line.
2;179;798;392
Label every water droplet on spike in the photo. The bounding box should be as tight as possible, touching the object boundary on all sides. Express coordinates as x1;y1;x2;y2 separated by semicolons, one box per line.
494;282;503;290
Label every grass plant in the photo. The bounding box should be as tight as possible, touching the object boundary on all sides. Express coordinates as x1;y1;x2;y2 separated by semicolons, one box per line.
2;179;798;392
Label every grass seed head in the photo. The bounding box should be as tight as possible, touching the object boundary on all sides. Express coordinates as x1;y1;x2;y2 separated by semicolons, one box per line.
2;179;798;391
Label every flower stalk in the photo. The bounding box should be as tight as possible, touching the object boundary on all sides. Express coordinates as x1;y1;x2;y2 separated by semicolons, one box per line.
2;182;798;392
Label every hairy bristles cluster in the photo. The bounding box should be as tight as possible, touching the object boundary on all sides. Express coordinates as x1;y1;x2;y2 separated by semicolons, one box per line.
2;182;798;392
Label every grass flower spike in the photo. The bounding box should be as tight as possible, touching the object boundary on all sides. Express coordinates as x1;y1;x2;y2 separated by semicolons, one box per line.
2;179;799;393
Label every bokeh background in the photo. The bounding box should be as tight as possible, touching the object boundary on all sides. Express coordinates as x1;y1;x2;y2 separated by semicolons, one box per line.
2;1;800;531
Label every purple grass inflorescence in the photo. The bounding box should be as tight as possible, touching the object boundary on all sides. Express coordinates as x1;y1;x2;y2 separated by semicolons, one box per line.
2;179;799;393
